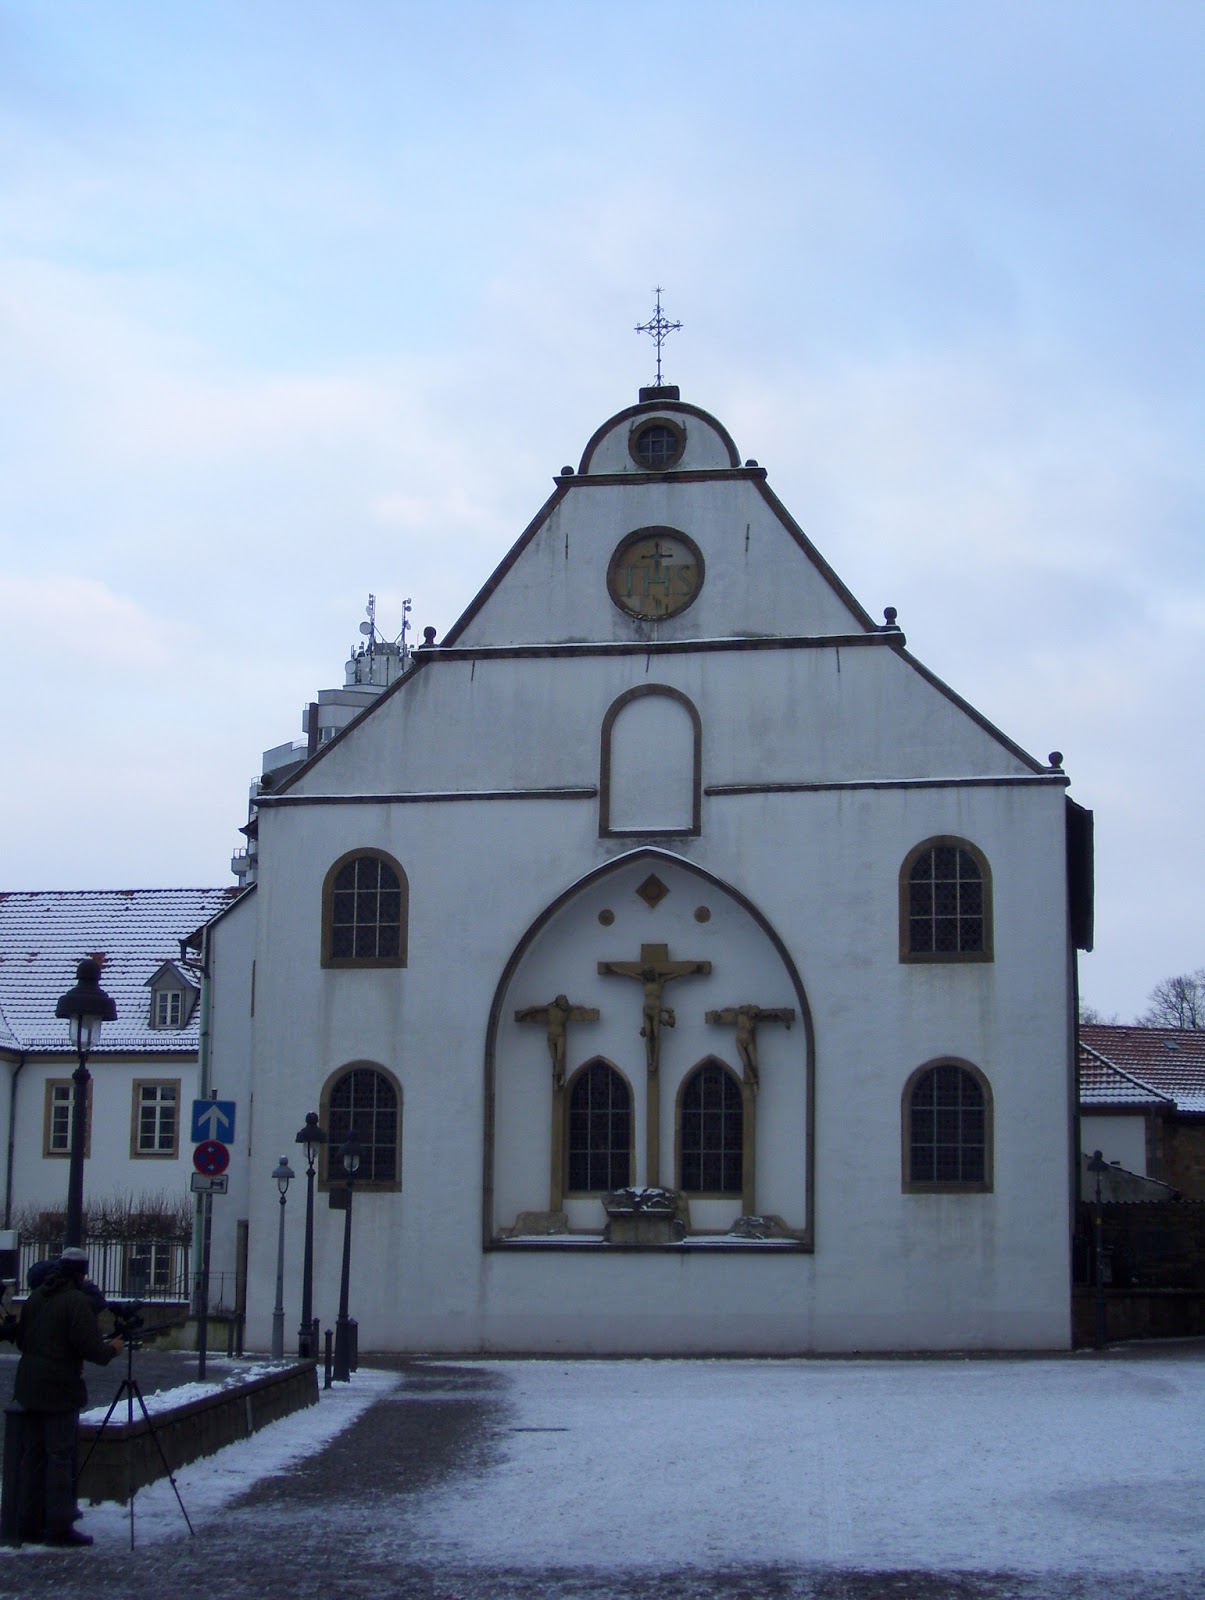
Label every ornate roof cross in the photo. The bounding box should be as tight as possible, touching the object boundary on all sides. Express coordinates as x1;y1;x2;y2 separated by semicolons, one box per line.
635;288;682;386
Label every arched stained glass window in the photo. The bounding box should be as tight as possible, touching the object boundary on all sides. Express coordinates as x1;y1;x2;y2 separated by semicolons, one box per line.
679;1062;743;1194
905;1061;991;1190
323;1065;401;1187
902;839;992;962
566;1060;632;1193
323;851;408;966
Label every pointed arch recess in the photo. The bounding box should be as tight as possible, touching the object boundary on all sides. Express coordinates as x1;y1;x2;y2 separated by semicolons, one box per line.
483;847;814;1250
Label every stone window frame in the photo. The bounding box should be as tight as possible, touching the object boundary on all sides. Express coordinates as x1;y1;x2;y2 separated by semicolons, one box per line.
563;1057;636;1198
599;684;702;838
131;1078;181;1159
321;848;409;969
899;836;994;964
901;1058;994;1194
318;1061;403;1193
674;1057;753;1211
43;1077;92;1159
628;416;686;472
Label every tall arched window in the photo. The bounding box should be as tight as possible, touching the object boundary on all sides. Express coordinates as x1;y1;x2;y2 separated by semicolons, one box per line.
900;838;992;962
678;1061;744;1194
903;1060;992;1192
565;1060;632;1194
322;850;408;967
320;1064;402;1189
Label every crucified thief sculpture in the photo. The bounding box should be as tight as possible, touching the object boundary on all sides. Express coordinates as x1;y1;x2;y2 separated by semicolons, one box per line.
514;994;600;1089
705;1004;796;1092
597;943;712;1074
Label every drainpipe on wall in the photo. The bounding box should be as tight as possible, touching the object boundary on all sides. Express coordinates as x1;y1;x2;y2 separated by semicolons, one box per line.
189;925;214;1314
4;1053;27;1230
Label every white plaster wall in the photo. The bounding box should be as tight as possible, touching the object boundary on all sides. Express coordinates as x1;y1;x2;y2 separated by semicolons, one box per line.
1081;1114;1147;1174
240;748;1074;1354
10;1053;198;1221
450;477;867;648
301;646;1036;804
202;891;258;1297
581;407;736;476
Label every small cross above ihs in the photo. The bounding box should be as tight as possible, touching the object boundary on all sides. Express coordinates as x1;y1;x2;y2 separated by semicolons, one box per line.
635;287;682;386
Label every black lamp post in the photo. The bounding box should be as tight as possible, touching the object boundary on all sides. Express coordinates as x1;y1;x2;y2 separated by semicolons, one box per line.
270;1154;295;1359
332;1126;362;1382
54;959;116;1249
294;1112;326;1358
1088;1149;1110;1350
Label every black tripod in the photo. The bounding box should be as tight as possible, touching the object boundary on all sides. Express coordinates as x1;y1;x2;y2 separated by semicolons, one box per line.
77;1338;194;1549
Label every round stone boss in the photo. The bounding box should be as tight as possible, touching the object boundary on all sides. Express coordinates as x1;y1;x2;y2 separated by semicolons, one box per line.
606;526;704;620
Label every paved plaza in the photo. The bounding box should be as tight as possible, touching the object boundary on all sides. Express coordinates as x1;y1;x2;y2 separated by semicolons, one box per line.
1;1343;1203;1600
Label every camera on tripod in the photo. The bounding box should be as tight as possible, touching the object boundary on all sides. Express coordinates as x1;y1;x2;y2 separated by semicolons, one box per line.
106;1298;152;1350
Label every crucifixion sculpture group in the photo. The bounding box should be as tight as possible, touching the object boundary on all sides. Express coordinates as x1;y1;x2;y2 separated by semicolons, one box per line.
515;942;795;1201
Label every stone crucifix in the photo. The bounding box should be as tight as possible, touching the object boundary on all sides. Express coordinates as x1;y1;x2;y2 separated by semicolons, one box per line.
598;942;711;1189
705;1004;796;1093
514;993;600;1090
597;943;712;1077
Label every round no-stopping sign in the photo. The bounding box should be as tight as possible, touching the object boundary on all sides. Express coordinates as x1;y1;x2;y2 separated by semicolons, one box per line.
193;1140;230;1176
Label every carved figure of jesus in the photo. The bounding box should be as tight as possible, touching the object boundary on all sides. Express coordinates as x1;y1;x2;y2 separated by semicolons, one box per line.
704;1004;796;1092
515;994;599;1089
598;943;711;1075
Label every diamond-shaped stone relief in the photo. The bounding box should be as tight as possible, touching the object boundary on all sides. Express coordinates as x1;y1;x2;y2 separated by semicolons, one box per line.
636;874;669;909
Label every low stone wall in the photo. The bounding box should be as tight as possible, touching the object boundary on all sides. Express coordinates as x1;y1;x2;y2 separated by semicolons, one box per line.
77;1361;319;1505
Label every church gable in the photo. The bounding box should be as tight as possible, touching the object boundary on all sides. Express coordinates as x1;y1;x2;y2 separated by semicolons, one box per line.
444;391;878;650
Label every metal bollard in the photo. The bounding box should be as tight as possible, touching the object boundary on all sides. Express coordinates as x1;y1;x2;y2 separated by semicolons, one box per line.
311;1316;320;1359
349;1317;358;1373
323;1328;333;1390
1;1406;24;1546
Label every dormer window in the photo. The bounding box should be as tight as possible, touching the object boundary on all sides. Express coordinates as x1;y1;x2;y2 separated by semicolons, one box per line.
146;962;198;1030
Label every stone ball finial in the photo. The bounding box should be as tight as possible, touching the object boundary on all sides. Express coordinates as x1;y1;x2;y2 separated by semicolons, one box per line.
1048;751;1064;769
422;627;438;647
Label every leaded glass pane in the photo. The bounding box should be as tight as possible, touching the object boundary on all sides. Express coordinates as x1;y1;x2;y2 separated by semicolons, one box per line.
680;1064;742;1195
566;1061;631;1192
909;1065;986;1186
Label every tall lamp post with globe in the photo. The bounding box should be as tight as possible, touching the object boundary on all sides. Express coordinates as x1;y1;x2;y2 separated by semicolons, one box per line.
270;1155;295;1359
54;959;116;1249
294;1112;326;1358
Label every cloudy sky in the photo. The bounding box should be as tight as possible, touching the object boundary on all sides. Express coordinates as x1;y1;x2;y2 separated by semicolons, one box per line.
1;1;1200;1021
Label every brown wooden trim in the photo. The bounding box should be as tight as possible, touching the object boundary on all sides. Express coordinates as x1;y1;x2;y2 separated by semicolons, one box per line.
898;835;994;965
901;1058;994;1194
320;847;409;969
599;684;701;837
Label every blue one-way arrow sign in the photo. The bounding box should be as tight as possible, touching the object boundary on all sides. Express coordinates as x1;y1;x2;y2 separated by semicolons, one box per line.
191;1099;236;1144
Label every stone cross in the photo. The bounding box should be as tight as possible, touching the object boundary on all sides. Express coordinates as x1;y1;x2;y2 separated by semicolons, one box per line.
514;994;600;1089
705;1004;796;1092
597;943;711;1076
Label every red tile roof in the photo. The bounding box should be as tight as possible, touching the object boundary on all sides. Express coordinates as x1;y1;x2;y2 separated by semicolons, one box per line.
0;888;243;1055
1080;1023;1205;1114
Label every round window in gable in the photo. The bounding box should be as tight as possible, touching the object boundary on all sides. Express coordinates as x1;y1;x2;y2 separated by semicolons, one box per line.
629;418;685;472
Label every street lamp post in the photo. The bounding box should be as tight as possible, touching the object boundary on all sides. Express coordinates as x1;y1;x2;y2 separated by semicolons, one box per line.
271;1154;295;1359
1088;1149;1110;1350
294;1112;326;1359
332;1127;362;1382
54;959;117;1249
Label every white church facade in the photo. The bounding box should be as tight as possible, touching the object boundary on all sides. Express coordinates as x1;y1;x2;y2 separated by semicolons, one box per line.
212;384;1093;1354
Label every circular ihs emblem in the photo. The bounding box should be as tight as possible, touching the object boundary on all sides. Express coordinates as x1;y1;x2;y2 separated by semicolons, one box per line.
606;527;703;620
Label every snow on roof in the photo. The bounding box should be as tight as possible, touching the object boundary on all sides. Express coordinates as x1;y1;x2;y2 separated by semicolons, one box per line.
0;887;243;1055
1080;1023;1205;1114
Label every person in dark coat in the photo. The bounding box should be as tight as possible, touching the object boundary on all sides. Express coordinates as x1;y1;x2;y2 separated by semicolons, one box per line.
14;1247;123;1547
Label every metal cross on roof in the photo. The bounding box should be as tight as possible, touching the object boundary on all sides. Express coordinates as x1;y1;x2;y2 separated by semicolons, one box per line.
635;288;682;386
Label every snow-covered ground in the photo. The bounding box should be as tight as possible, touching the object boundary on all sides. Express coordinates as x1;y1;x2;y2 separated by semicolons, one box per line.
6;1351;1204;1585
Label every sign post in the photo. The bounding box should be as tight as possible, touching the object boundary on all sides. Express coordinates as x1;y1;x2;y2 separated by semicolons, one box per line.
191;1096;235;1380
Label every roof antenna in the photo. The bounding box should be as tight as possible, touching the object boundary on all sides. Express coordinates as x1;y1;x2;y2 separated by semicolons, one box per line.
635;287;682;387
